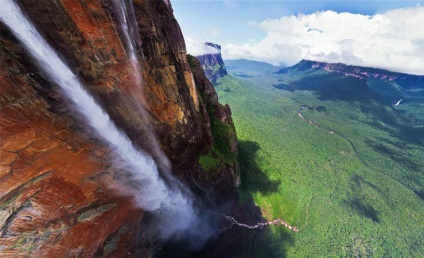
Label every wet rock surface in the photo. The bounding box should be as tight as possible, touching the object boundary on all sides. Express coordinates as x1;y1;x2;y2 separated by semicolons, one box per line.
1;0;237;256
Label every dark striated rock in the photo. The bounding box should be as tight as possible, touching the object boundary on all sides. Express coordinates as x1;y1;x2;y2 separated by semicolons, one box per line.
0;0;237;256
196;43;228;85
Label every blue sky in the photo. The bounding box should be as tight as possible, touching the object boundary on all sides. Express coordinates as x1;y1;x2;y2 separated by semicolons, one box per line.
173;1;420;45
172;1;424;74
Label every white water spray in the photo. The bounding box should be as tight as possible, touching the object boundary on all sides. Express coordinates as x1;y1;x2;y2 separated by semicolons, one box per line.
0;0;209;243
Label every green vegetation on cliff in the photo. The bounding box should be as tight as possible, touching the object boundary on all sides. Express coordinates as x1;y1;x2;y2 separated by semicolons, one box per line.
198;104;237;173
187;54;237;176
215;68;424;257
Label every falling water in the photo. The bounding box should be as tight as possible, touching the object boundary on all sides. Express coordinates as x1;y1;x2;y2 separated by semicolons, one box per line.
0;0;210;243
106;0;177;186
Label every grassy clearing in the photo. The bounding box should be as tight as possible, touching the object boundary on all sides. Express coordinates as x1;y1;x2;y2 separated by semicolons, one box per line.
215;73;424;257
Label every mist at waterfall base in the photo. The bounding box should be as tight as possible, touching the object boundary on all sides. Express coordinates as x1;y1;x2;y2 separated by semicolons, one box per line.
0;0;215;249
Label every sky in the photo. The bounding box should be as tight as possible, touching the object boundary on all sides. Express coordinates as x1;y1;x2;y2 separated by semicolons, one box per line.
172;0;424;75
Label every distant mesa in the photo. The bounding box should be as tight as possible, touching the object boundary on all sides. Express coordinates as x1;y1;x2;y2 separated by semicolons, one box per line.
196;42;228;85
278;60;423;85
275;59;424;105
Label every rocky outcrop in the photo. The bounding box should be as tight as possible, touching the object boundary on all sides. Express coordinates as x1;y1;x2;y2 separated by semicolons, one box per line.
196;43;228;85
188;55;239;200
0;0;237;256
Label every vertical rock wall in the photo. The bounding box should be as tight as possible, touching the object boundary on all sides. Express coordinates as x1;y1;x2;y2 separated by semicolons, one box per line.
0;0;237;256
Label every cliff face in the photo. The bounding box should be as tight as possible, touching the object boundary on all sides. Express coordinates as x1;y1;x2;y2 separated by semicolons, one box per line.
196;43;228;85
0;0;237;256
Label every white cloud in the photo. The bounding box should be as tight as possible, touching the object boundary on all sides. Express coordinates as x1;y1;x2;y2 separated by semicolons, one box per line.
185;37;220;56
222;7;424;75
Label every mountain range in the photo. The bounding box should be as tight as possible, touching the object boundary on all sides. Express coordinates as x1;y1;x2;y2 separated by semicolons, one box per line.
276;59;424;104
225;59;284;77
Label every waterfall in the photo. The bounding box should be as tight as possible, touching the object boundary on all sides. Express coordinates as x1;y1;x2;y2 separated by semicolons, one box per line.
0;0;210;243
106;0;178;186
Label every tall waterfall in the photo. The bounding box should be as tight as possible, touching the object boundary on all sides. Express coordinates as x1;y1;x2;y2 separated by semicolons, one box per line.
0;0;210;243
106;0;175;179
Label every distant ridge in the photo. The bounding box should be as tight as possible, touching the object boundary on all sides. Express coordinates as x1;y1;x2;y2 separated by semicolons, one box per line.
274;59;424;105
278;60;423;87
225;59;284;77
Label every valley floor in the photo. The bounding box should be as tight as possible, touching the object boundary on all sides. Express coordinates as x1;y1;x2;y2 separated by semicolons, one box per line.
215;74;424;257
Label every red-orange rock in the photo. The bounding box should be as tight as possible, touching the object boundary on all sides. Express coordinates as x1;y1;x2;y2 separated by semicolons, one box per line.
1;0;237;256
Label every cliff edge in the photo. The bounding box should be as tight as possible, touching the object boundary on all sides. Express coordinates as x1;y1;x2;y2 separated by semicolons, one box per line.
0;0;237;256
